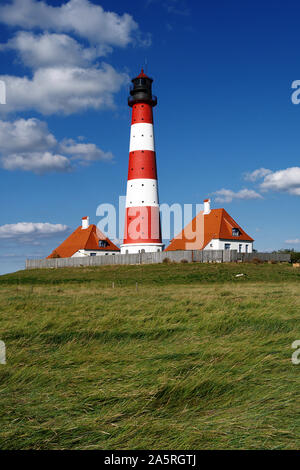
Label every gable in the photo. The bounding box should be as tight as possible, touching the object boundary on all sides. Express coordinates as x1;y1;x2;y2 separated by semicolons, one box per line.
47;225;120;258
218;210;253;243
165;208;253;251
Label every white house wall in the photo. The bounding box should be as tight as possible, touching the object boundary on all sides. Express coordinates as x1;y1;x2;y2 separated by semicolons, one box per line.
204;239;253;253
121;243;163;254
72;250;119;257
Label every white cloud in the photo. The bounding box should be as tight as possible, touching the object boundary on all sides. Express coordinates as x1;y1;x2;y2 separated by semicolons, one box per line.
0;118;113;173
0;31;106;68
0;222;69;239
244;166;300;197
285;239;300;244
165;0;190;16
2;151;71;173
260;167;300;195
0;63;128;115
148;0;190;16
0;118;56;153
244;168;272;182
0;0;141;48
0;118;69;172
60;139;113;163
0;0;149;115
0;252;46;258
214;188;263;203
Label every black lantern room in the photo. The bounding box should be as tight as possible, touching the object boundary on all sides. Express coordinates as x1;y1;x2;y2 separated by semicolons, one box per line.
128;69;157;107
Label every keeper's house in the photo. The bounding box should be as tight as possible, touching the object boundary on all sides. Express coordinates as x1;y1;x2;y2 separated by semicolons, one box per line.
165;199;254;253
47;217;120;259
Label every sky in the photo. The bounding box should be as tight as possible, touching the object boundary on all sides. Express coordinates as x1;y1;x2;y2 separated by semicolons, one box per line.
1;0;300;274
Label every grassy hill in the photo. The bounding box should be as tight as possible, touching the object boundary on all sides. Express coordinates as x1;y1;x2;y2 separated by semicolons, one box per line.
0;263;299;449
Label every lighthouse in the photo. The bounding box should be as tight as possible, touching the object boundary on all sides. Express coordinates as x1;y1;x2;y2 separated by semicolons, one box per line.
121;69;164;254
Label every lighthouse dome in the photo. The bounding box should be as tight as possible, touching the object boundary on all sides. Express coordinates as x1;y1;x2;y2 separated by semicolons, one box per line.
128;69;157;107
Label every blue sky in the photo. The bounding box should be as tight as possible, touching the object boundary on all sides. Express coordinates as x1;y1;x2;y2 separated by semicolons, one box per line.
1;0;300;274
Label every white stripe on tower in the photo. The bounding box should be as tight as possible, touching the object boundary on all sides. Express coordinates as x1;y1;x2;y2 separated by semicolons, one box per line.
126;179;159;207
129;123;155;152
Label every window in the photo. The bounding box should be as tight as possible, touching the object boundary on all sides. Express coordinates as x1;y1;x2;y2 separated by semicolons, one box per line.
224;243;231;250
99;240;108;248
90;253;96;257
239;244;242;253
232;228;241;237
246;244;249;253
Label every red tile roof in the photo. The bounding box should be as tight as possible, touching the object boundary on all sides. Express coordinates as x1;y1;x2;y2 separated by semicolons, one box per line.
47;224;120;259
165;208;254;251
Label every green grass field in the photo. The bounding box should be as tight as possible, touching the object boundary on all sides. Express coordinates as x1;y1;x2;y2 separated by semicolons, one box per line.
0;262;299;450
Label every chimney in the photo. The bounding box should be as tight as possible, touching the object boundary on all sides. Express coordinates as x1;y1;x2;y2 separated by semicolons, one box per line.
203;199;211;215
82;216;89;229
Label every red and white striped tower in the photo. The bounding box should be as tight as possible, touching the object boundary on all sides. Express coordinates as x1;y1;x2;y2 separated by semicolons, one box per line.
121;69;164;254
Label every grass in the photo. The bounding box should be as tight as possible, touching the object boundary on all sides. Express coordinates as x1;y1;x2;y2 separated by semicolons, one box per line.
0;262;299;449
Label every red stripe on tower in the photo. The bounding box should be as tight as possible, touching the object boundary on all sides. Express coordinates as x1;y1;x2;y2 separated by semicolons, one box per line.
121;69;164;254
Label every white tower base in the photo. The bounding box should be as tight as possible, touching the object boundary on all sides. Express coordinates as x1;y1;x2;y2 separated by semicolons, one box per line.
120;243;164;254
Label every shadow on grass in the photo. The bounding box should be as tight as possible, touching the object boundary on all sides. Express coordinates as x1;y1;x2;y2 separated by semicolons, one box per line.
5;327;187;345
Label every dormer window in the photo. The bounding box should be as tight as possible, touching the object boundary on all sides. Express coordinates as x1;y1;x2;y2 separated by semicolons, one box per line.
99;240;108;248
232;228;241;237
